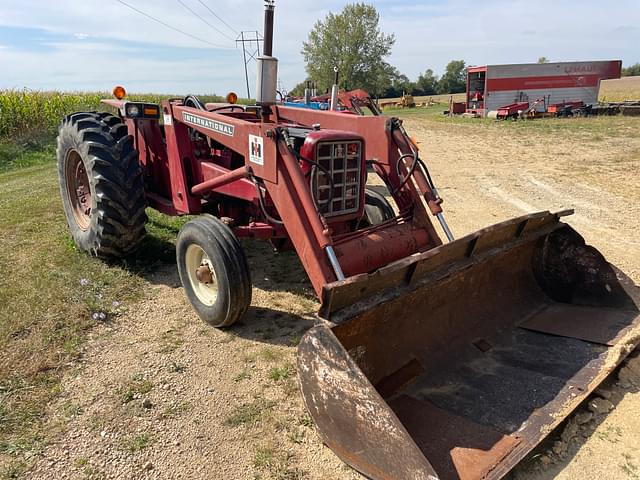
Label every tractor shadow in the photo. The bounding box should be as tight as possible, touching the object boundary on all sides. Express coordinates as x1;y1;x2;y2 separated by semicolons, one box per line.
232;306;317;348
117;227;320;348
223;239;320;348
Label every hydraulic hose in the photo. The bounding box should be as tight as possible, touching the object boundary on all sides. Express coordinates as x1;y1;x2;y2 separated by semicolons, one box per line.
248;172;284;225
278;128;335;214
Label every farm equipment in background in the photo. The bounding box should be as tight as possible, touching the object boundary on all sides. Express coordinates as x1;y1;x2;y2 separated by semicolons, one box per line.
56;2;640;479
495;102;529;120
322;88;382;115
546;100;593;117
519;97;548;119
280;80;330;111
592;100;640;116
396;92;416;108
282;85;382;116
493;98;593;120
465;61;621;117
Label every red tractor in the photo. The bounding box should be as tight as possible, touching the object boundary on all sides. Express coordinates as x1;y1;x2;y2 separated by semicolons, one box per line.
56;3;640;480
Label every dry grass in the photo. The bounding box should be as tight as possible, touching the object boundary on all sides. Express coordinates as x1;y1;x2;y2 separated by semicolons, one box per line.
381;92;465;106
600;77;640;102
0;162;192;477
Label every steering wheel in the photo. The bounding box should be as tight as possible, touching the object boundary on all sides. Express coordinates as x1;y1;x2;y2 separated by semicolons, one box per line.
207;105;245;113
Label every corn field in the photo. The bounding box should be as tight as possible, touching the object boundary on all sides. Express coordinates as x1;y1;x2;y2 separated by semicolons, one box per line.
0;89;227;141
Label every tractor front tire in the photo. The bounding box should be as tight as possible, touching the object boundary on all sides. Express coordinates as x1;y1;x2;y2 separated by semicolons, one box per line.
176;216;252;328
56;112;147;257
363;188;395;226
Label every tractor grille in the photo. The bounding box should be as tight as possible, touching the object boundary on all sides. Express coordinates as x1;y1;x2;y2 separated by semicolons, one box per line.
314;141;362;217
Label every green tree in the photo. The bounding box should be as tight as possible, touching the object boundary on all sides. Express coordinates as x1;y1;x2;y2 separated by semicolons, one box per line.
622;63;640;76
289;80;310;97
389;73;415;96
537;56;549;64
437;60;466;94
301;3;396;96
415;69;438;95
362;61;400;97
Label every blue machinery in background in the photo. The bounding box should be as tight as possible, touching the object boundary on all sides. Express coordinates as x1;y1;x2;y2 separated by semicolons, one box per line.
281;100;330;110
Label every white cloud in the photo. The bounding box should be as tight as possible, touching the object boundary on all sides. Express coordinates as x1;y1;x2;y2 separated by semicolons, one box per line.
0;0;638;93
0;41;242;94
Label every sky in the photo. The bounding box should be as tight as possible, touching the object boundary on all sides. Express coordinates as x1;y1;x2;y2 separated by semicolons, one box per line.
1;0;639;96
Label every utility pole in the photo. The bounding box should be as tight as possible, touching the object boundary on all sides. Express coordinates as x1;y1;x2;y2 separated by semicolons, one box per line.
236;31;263;99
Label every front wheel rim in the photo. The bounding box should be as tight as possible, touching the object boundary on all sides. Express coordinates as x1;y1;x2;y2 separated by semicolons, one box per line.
65;149;92;231
185;244;218;306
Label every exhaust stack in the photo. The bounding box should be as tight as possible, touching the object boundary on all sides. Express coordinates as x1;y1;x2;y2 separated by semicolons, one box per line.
330;67;339;111
256;1;278;107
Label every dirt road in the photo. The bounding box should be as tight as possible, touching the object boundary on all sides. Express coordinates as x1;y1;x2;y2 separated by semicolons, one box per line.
27;116;640;479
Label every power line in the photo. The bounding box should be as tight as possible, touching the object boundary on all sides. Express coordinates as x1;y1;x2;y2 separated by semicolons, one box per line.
176;0;235;42
196;0;239;35
236;31;263;99
114;0;231;49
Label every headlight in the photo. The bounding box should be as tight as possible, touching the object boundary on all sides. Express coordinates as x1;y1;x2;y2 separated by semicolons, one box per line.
122;102;160;119
126;104;140;117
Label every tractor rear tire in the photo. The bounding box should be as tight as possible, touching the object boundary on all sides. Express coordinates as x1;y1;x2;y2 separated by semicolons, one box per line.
363;188;395;226
56;111;147;257
176;216;252;328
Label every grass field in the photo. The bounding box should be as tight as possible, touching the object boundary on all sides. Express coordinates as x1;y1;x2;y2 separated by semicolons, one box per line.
600;76;640;102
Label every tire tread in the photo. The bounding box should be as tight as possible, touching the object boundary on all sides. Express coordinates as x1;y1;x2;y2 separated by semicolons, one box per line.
56;111;147;258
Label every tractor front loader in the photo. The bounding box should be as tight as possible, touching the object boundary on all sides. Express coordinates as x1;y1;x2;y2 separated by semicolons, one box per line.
56;3;640;479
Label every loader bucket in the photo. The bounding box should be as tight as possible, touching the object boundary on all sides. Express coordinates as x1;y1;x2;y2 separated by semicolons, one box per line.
298;211;640;480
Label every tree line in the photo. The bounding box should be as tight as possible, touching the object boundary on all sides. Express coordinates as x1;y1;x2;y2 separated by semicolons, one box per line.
289;3;466;99
623;63;640;77
290;60;466;99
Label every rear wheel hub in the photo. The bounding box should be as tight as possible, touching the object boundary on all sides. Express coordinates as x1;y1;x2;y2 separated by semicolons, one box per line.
65;150;92;231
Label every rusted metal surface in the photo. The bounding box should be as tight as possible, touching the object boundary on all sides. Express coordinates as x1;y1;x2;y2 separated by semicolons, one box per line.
65;150;92;231
318;212;560;321
389;396;520;480
195;264;214;284
297;326;439;480
300;212;640;480
520;304;638;346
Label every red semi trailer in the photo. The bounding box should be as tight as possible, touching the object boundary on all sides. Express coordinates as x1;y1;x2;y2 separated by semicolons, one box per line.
466;60;622;117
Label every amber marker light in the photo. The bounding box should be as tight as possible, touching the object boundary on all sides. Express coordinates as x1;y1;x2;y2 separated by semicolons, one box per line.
112;85;127;100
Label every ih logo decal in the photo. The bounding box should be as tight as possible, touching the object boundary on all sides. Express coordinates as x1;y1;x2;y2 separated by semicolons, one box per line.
249;134;264;165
